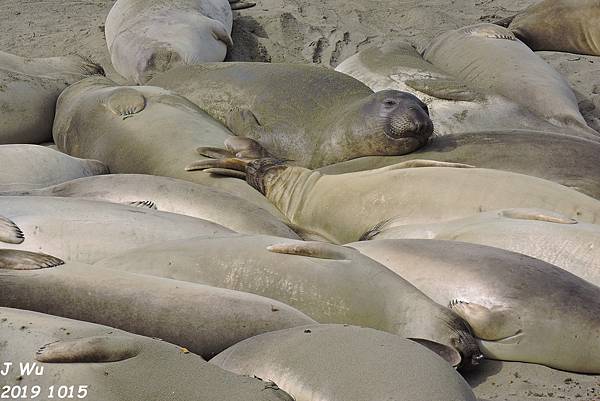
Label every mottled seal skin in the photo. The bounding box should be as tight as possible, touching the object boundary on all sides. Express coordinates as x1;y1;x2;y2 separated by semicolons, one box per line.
0;51;102;144
105;0;234;84
94;235;481;368
52;75;287;219
423;24;599;140
349;239;600;374
317;130;600;200
5;174;299;239
335;41;570;136
0;308;295;401
0;196;233;263
0;249;315;359
501;0;600;56
211;325;477;401
147;63;433;168
0;145;108;192
364;208;600;287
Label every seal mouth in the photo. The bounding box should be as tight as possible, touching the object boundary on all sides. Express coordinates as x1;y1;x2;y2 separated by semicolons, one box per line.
384;112;433;141
447;319;484;371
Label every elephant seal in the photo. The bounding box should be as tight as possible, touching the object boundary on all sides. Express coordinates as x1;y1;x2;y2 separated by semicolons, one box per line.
364;208;600;287
0;307;295;401
335;41;570;136
423;24;599;140
497;0;600;56
191;158;600;244
94;235;482;368
52;75;286;219
105;0;246;84
0;249;315;359
0;145;108;192
317;130;600;200
0;196;233;263
0;51;102;144
211;325;477;401
5;174;299;239
147;63;433;168
349;239;600;374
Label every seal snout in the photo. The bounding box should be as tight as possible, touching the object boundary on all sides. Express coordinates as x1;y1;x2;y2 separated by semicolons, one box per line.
377;91;433;142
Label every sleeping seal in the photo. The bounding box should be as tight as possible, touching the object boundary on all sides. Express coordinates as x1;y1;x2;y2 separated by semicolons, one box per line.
0;307;295;401
190;157;600;244
94;235;482;368
147;62;433;168
0;249;314;359
423;24;599;140
0;144;108;192
211;325;477;401
349;239;600;374
364;208;600;287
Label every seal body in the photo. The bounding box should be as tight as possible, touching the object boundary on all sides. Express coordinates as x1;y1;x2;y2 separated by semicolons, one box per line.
52;76;286;219
8;174;299;239
423;24;599;140
349;239;600;374
0;307;294;401
0;144;108;192
0;250;315;359
365;208;600;287
94;234;481;367
211;324;477;401
148;63;433;168
0;51;102;144
0;196;233;263
105;0;233;84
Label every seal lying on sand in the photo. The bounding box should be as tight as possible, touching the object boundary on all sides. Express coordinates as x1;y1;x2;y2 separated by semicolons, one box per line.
496;0;600;56
53;76;286;219
0;196;233;263
211;325;477;401
147;63;433;168
0;307;295;401
364;208;600;287
335;41;570;136
5;174;298;239
423;24;599;140
317;130;600;200
0;249;314;359
94;235;482;368
190;157;600;244
0;51;102;144
349;239;600;374
0;145;108;192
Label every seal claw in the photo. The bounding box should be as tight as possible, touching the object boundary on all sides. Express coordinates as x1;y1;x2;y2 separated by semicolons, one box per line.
128;200;157;210
0;216;24;244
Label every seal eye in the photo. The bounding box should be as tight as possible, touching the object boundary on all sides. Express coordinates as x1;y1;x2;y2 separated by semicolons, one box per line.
422;104;430;115
383;99;398;107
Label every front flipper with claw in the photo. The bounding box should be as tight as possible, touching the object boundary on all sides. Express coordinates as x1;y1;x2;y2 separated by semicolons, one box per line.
449;300;522;341
36;335;142;363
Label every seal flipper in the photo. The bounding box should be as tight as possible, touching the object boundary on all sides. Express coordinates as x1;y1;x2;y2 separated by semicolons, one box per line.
499;208;577;224
230;2;256;10
197;147;237;160
0;216;24;244
36;335;142;363
267;241;351;260
105;88;146;120
128;200;157;210
211;22;234;48
226;109;269;139
493;14;517;28
376;159;475;172
405;78;484;102
409;338;462;367
0;249;64;270
449;300;522;341
460;24;517;41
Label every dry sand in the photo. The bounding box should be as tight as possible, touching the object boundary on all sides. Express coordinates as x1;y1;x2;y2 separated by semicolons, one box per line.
1;1;600;400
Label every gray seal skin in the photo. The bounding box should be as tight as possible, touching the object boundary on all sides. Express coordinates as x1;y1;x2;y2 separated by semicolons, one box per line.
0;307;295;401
93;235;482;368
147;62;433;168
105;0;235;84
423;24;600;141
0;145;108;192
498;0;600;56
335;41;572;136
52;75;286;220
0;196;233;263
194;158;600;244
0;249;315;360
348;239;600;374
4;174;299;239
0;51;102;145
317;130;600;200
364;208;600;287
211;324;477;401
